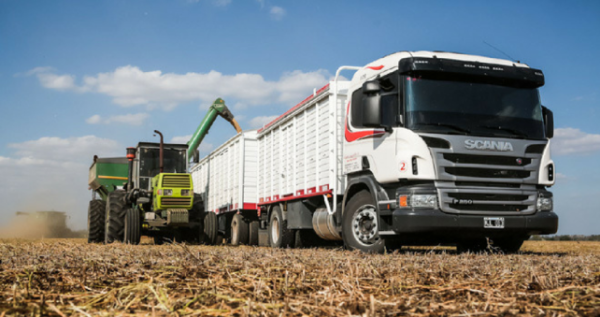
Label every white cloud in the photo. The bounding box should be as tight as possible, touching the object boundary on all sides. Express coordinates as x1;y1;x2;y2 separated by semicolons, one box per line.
249;115;278;128
86;114;102;124
0;136;123;230
551;128;600;156
85;113;149;126
270;6;285;20
30;66;331;110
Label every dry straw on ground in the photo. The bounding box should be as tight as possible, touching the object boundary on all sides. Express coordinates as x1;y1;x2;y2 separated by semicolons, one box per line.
0;240;599;316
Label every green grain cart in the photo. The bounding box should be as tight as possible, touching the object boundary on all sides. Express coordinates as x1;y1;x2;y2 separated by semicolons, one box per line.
87;98;241;244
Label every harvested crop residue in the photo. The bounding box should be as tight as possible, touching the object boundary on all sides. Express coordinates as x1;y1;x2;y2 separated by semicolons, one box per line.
0;240;598;316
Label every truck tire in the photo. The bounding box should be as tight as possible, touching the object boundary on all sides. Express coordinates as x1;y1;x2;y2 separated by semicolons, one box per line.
342;190;385;253
269;205;295;248
124;208;141;245
105;190;127;244
231;213;249;246
456;238;489;254
203;212;218;245
491;237;526;254
248;220;259;246
87;200;106;243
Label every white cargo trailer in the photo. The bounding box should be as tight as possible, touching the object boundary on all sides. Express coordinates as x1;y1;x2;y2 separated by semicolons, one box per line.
196;51;559;253
191;131;260;244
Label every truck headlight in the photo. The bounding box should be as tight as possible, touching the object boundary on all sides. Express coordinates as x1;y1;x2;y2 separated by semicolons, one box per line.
537;197;553;211
398;194;438;209
181;189;192;196
158;189;173;196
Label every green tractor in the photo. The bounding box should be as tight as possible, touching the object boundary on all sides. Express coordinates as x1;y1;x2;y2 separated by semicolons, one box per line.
87;98;241;244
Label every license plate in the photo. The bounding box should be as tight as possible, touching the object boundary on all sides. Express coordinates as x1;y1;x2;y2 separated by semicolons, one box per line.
484;217;505;229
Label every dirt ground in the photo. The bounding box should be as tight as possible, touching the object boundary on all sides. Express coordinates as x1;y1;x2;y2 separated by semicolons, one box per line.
0;240;598;316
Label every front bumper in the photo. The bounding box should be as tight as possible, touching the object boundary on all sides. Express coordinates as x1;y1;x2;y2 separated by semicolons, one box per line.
390;208;558;235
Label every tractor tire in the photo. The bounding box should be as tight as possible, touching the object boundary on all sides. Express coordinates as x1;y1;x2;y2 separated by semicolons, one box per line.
342;190;385;253
202;212;218;245
248;221;259;246
269;205;295;248
231;213;249;246
105;190;127;244
87;200;106;243
124;208;141;245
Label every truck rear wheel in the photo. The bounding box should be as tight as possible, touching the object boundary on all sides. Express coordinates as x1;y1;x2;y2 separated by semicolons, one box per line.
248;221;259;246
124;208;141;245
87;200;106;243
202;212;218;245
105;190;127;244
342;190;385;253
231;213;249;246
269;205;295;248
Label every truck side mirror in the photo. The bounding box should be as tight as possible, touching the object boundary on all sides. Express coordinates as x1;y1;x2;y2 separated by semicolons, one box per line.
542;106;554;139
362;80;382;128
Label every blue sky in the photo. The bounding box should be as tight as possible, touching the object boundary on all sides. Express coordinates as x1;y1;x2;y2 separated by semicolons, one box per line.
0;0;599;234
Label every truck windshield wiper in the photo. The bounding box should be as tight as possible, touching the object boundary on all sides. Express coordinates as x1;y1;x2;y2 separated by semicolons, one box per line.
415;123;471;134
480;125;528;139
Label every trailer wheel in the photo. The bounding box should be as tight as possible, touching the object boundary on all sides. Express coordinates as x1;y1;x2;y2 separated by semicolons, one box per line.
269;206;295;248
202;212;218;245
105;190;127;244
87;200;106;243
231;213;249;246
248;221;259;246
124;208;141;245
342;190;385;253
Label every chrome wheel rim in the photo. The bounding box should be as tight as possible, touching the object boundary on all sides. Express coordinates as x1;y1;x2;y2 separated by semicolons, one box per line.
352;205;379;246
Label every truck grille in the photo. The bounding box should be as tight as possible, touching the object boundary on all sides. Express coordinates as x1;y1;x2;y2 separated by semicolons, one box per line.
445;167;530;179
162;175;191;188
425;136;547;215
161;197;192;206
439;188;537;215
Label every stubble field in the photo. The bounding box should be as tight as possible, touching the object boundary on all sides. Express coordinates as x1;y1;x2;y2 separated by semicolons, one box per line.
0;240;598;316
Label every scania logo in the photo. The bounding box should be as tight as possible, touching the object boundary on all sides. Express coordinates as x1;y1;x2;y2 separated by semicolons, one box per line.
464;139;514;152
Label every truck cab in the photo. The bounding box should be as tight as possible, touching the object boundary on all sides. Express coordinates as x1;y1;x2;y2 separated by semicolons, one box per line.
342;51;558;252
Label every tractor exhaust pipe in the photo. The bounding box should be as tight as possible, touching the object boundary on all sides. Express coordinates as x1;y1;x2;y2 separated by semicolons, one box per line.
154;130;164;173
126;147;136;190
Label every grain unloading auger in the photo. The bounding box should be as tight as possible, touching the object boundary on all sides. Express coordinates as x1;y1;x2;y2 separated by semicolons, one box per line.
87;98;241;244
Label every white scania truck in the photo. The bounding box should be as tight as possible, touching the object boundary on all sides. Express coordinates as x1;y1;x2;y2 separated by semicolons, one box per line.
192;51;558;253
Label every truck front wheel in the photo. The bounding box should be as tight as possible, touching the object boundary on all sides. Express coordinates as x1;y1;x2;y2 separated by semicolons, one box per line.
342;190;385;253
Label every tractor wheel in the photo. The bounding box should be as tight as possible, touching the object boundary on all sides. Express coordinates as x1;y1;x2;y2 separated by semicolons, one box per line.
124;208;141;245
87;200;106;243
105;190;127;244
202;212;218;245
248;221;259;246
268;205;295;248
342;190;385;253
231;213;249;246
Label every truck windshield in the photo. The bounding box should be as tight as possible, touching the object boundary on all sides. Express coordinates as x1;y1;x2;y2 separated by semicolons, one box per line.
139;148;187;177
404;76;545;140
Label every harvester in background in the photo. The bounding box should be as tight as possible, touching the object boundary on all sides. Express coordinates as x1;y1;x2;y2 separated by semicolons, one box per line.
87;98;242;244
